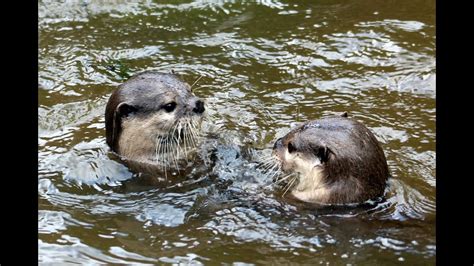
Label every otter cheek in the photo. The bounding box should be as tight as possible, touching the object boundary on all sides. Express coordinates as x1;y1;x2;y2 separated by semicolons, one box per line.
293;155;314;176
147;112;174;131
273;146;284;159
161;112;177;124
281;152;296;172
278;158;289;172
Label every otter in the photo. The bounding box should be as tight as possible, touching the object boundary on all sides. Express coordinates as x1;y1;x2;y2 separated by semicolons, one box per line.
105;71;205;170
272;113;389;205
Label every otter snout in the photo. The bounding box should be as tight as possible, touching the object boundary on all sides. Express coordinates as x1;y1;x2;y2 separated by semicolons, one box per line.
193;100;205;114
272;137;284;160
272;137;294;172
273;137;283;150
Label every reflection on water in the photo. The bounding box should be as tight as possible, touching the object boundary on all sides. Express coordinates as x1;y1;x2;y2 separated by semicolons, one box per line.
39;0;435;264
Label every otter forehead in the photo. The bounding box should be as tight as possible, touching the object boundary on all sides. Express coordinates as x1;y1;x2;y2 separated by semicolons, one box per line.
302;117;353;131
117;71;195;110
278;116;386;171
283;116;370;153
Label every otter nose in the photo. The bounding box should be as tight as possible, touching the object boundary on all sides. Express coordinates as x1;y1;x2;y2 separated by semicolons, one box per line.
193;100;205;114
273;137;283;150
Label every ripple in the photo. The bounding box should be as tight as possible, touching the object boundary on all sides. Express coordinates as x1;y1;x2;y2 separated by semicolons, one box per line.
357;19;426;33
385;179;435;220
108;246;157;263
201;206;329;251
39;137;133;188
39;238;155;264
39;211;94;235
39;0;153;26
38;98;106;132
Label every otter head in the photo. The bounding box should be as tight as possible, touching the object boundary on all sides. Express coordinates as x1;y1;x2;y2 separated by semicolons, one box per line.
272;113;389;205
105;71;205;164
273;130;330;180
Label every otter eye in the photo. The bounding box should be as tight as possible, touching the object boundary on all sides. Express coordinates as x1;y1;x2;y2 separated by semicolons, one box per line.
287;142;297;153
163;102;177;113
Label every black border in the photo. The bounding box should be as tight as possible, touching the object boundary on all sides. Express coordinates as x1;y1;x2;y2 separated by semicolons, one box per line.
2;1;38;264
436;0;472;264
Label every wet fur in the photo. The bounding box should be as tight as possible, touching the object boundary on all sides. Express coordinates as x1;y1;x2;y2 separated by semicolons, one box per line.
105;71;204;167
272;114;389;205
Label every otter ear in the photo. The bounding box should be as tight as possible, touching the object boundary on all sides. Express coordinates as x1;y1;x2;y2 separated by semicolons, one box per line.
116;103;138;118
340;112;348;118
314;146;331;163
110;103;137;151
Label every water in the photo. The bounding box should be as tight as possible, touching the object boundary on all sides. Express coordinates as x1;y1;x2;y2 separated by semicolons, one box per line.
38;0;435;264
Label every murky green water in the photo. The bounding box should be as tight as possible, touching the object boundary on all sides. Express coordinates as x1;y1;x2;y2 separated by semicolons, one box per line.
38;0;435;264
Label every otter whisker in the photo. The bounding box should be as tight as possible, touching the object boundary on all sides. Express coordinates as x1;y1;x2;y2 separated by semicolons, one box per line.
167;136;177;170
191;119;202;137
257;156;274;164
169;124;180;171
191;118;202;133
171;137;180;171
186;121;198;148
188;120;199;142
274;176;289;185
264;163;279;176
260;167;279;180
257;162;275;173
163;138;170;167
172;123;182;168
182;123;190;161
161;137;168;180
261;168;282;185
255;155;276;167
175;122;186;157
165;137;170;164
182;123;189;150
263;171;293;189
161;143;169;171
256;154;274;163
190;75;204;91
169;123;179;165
154;135;161;161
282;176;298;198
170;122;179;143
258;165;274;175
183;122;192;148
274;172;295;184
156;136;166;170
187;124;198;146
257;157;276;168
157;139;163;172
274;174;293;185
259;161;278;174
176;122;187;166
269;166;284;181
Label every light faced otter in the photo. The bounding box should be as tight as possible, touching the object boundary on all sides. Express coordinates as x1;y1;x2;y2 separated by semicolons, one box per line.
105;71;205;169
272;113;389;205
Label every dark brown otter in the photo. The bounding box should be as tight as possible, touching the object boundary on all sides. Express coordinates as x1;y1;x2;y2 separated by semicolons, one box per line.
105;71;205;167
272;113;389;205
